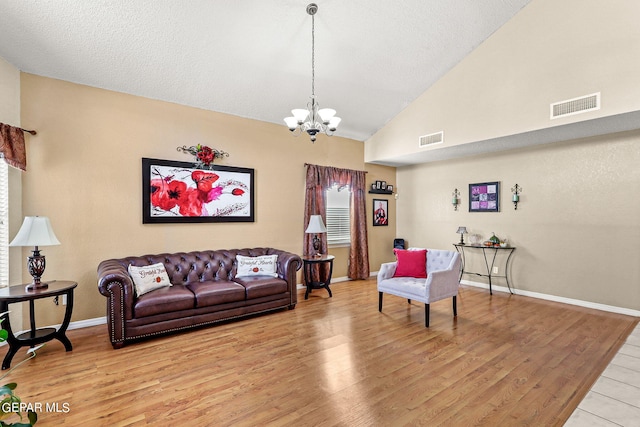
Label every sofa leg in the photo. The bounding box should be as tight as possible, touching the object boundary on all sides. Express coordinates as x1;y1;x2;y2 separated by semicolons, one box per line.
379;292;383;312
453;296;457;317
112;341;125;349
425;304;430;327
407;299;411;304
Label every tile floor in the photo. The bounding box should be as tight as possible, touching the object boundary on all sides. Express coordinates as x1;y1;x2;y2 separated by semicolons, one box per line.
565;323;640;426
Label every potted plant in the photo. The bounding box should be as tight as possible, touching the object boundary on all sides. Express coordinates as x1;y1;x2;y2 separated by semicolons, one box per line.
0;312;38;426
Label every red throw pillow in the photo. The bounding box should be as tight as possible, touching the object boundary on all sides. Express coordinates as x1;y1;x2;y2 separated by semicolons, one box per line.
393;249;427;278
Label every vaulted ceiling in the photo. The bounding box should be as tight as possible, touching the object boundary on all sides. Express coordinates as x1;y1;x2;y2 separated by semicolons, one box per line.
0;0;532;142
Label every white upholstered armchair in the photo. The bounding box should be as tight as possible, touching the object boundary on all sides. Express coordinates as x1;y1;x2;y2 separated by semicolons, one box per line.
377;248;461;327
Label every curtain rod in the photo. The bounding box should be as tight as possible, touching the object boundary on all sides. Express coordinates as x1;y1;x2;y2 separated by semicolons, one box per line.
304;163;368;173
0;123;37;135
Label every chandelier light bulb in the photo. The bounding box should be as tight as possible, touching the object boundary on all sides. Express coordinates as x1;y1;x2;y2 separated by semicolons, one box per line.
284;117;298;130
292;109;310;123
318;108;336;124
328;117;341;131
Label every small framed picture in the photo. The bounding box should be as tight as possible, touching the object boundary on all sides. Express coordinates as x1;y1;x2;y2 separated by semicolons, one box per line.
380;181;387;190
373;199;389;226
371;183;377;191
387;185;394;192
375;181;382;190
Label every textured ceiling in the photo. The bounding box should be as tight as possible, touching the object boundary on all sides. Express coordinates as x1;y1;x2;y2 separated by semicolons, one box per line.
0;0;532;142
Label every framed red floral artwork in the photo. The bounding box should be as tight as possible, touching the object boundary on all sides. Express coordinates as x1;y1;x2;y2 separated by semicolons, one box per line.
142;158;254;223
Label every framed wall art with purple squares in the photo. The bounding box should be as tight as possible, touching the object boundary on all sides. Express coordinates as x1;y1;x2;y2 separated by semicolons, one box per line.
469;181;500;213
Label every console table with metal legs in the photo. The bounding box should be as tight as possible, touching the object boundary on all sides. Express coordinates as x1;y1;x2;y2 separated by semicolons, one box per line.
453;244;515;295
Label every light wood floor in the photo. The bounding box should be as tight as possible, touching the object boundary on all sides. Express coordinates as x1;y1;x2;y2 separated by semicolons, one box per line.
6;279;638;426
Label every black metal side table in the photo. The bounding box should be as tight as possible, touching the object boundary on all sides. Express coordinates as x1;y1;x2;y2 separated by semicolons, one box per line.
453;244;516;295
0;280;77;369
302;255;335;300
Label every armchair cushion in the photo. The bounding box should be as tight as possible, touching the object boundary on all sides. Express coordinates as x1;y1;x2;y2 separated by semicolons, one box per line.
393;249;427;278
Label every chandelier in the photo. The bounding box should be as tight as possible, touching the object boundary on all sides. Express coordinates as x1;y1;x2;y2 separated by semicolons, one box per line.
284;3;341;143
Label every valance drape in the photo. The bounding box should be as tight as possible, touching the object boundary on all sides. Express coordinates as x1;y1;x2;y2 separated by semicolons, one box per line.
304;164;369;280
0;123;27;171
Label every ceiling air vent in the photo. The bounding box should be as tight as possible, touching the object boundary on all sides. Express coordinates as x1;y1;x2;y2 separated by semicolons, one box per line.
551;92;600;119
418;131;444;148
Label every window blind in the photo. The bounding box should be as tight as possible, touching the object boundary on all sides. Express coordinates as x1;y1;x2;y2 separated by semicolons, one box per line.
326;207;350;245
0;160;8;287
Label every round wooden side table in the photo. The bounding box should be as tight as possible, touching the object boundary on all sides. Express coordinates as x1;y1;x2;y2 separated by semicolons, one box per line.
0;280;77;369
302;255;335;300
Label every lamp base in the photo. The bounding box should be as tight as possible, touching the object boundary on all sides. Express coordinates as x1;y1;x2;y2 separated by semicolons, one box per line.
25;282;49;292
26;250;48;291
312;234;323;256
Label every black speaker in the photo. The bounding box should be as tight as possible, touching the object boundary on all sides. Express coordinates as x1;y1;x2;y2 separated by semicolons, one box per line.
393;238;405;250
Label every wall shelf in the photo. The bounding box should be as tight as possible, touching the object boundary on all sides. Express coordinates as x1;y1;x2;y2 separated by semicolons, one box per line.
368;189;393;195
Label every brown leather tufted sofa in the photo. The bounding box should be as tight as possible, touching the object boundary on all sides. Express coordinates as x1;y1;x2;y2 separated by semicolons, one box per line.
97;248;302;348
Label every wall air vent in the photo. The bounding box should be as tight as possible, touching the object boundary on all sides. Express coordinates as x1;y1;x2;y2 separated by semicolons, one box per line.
418;131;444;148
551;92;600;119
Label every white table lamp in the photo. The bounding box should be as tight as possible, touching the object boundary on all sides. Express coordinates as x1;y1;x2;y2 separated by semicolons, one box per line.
305;215;327;256
9;216;61;291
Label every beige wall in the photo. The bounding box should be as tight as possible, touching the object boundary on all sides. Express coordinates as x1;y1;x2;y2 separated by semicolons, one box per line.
396;132;640;310
18;73;395;325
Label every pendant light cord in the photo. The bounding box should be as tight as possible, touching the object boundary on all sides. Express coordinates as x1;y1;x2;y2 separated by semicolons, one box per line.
311;11;315;98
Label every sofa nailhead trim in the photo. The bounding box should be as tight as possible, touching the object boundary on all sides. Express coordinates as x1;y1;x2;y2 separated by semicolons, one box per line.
107;281;126;345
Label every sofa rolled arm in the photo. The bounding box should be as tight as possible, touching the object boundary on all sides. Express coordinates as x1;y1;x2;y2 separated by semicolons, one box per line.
266;249;302;306
97;259;136;347
377;262;398;283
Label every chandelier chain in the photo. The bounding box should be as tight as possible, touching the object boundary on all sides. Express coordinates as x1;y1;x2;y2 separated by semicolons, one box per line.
311;11;315;97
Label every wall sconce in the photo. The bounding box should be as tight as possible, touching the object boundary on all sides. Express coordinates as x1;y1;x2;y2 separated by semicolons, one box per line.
452;188;460;211
456;226;468;245
511;184;522;210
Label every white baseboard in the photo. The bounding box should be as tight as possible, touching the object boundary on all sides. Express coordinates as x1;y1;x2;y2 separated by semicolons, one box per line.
461;279;640;317
23;316;107;335
296;275;350;290
67;316;107;330
0;316;107;348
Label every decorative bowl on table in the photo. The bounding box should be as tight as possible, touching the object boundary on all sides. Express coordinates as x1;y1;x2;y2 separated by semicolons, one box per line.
468;234;482;245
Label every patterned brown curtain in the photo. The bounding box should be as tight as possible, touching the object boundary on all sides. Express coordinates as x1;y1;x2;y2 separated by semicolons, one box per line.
0;123;27;171
304;164;370;279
